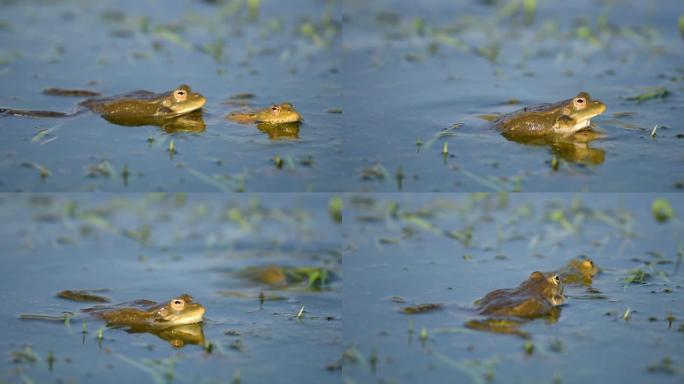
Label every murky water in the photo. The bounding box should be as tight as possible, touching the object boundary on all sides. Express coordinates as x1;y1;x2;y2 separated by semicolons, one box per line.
342;0;684;192
1;0;683;383
0;0;341;192
0;194;342;383
342;193;684;383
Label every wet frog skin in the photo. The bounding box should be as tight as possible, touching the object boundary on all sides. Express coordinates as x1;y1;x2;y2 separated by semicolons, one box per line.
1;85;206;128
465;271;565;337
80;85;205;121
227;102;301;124
475;271;565;317
494;92;606;138
82;294;205;327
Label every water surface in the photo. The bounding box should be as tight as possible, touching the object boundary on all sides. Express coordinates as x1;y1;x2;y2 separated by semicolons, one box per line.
343;193;684;383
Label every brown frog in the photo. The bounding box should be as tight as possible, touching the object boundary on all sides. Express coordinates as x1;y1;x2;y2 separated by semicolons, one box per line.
1;85;206;130
465;271;564;337
82;294;205;327
493;92;606;139
474;271;565;317
20;294;206;348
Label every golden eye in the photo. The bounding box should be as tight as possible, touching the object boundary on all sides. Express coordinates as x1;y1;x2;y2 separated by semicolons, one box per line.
171;299;185;311
573;97;586;109
174;90;187;101
553;275;561;284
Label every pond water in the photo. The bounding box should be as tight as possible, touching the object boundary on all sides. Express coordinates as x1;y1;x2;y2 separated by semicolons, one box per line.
342;193;684;383
0;194;342;383
342;0;684;192
0;0;341;192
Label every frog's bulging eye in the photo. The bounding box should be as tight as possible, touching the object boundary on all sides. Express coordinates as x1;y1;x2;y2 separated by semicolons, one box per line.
174;90;187;102
271;105;280;113
553;275;561;284
171;299;185;311
573;97;586;109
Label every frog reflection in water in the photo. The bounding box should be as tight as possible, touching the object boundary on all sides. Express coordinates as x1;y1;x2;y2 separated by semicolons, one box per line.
227;102;302;140
489;92;607;165
465;272;565;337
1;85;207;132
84;294;206;348
21;294;206;348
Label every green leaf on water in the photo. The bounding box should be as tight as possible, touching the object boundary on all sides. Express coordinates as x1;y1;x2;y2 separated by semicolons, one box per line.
652;198;674;223
625;87;669;103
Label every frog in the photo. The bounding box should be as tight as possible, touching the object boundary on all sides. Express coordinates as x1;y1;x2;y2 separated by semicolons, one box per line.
493;92;606;139
20;294;206;348
82;294;205;327
1;85;206;128
549;257;599;286
226;102;301;124
464;271;565;337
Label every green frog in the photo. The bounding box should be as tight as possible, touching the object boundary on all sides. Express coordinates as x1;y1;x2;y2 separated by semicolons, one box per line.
227;102;302;124
494;92;606;139
465;271;564;337
20;294;206;348
1;85;206;129
550;257;599;286
82;294;205;327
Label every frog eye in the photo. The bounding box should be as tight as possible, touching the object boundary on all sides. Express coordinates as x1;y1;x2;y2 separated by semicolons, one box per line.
174;90;187;102
553;275;561;284
271;105;280;114
171;299;185;311
573;97;586;109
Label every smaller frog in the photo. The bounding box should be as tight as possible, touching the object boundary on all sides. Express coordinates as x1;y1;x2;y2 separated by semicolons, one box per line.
550;257;598;286
494;92;606;138
227;102;302;124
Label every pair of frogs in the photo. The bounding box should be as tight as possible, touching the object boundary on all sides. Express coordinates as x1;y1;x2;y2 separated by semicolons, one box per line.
403;257;599;337
0;85;301;133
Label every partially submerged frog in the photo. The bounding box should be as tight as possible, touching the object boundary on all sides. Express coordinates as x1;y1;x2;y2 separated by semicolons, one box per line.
20;293;206;348
1;85;206;128
550;257;599;286
227;102;301;124
82;294;205;327
465;271;565;337
474;271;564;317
493;92;606;139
